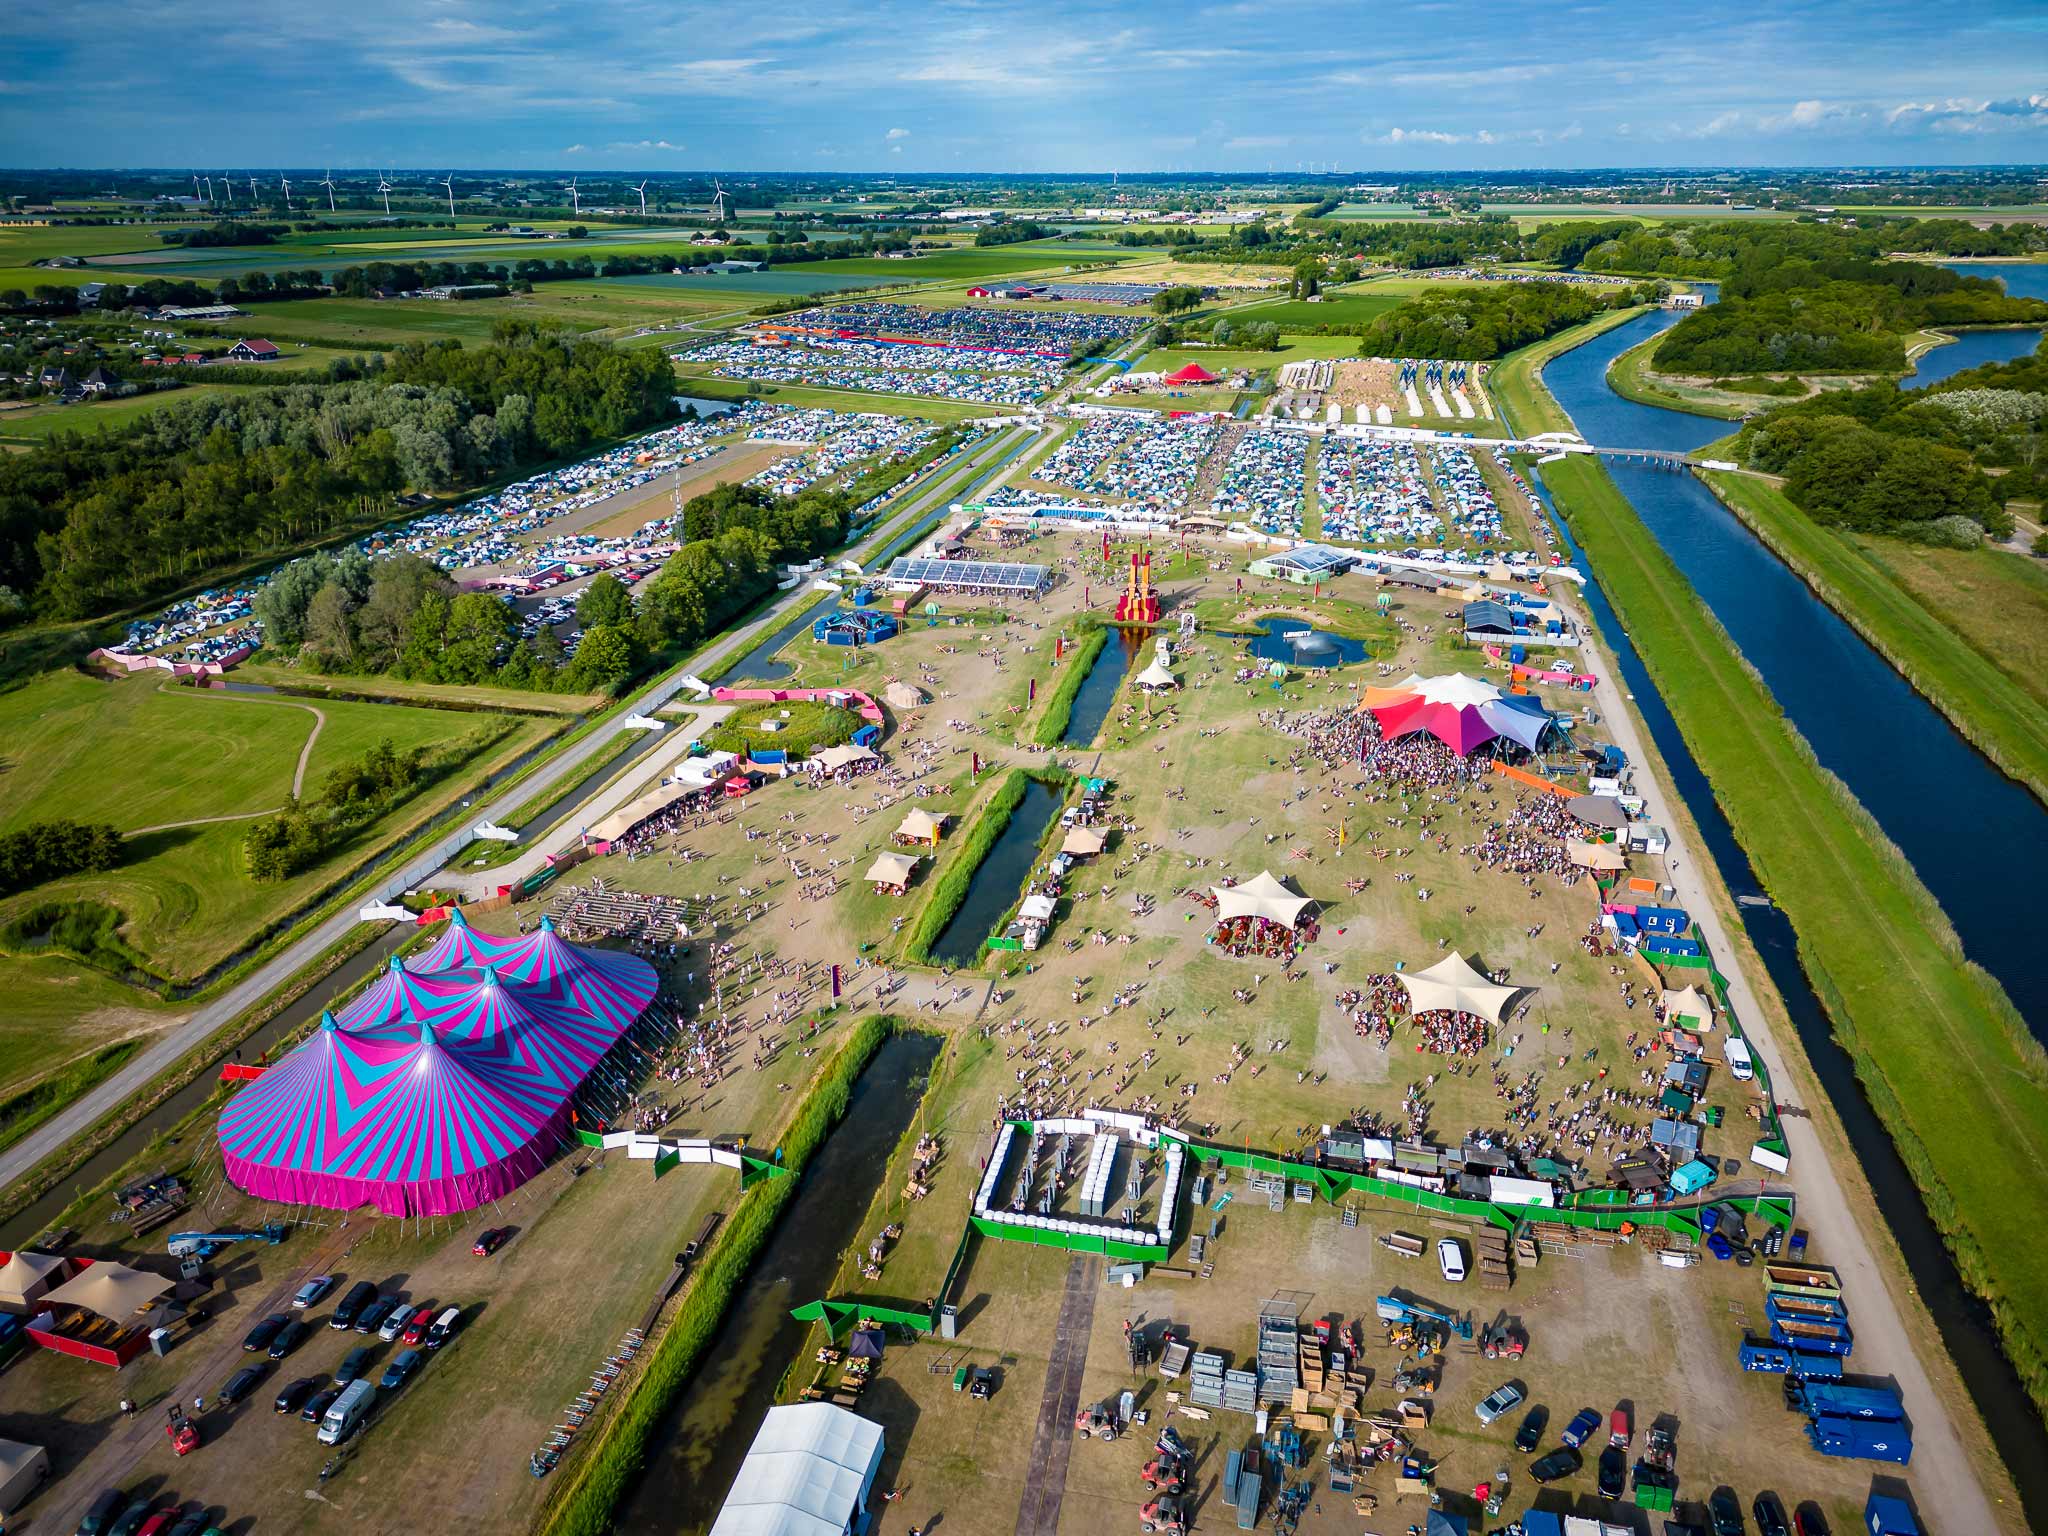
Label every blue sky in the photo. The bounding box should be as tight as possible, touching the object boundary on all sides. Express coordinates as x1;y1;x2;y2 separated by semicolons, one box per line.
3;0;2045;172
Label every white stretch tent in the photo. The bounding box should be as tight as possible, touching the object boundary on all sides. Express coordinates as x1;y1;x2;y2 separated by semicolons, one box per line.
1663;986;1715;1030
708;1403;884;1536
1398;953;1521;1027
883;680;927;709
895;809;945;843
41;1261;171;1320
1567;841;1628;873
1061;827;1106;857
1134;657;1178;691
864;853;920;889
809;744;879;772
1212;871;1315;927
0;1250;67;1313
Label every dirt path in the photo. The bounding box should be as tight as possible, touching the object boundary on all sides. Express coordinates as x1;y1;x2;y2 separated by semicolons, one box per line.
1552;571;2008;1532
128;808;280;836
1012;1254;1101;1536
122;696;324;833
291;704;326;797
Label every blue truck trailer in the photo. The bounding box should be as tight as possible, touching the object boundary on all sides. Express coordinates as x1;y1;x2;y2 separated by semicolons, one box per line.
1808;1413;1913;1464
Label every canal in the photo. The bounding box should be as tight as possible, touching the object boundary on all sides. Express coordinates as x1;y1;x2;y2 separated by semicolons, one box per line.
614;1031;942;1536
1061;627;1146;746
929;778;1063;967
1535;306;2048;1501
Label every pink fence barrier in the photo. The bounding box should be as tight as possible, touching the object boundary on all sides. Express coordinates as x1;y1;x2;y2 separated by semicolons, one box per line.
711;686;885;726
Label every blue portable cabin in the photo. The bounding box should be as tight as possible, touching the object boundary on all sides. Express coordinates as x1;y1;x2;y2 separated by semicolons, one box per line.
852;722;882;748
1669;1159;1716;1197
1517;1513;1564;1536
813;610;898;646
1864;1493;1921;1535
1642;935;1703;959
1808;1413;1912;1464
1635;904;1690;936
851;585;875;607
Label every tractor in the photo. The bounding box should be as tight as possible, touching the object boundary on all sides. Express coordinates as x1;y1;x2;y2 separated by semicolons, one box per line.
1074;1400;1119;1440
1138;1493;1187;1535
167;1414;200;1457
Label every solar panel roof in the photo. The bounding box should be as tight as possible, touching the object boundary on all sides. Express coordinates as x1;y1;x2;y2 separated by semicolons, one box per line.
1268;544;1355;573
887;557;1047;590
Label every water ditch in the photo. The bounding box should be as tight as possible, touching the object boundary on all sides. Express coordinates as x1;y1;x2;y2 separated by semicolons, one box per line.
928;779;1063;968
1533;309;2048;1499
613;1031;941;1536
1060;626;1146;746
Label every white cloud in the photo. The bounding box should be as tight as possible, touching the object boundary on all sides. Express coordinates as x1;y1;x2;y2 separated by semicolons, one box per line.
1373;127;1468;145
610;139;686;151
1757;99;1862;133
562;143;588;154
1887;92;2048;133
889;143;903;154
886;127;910;140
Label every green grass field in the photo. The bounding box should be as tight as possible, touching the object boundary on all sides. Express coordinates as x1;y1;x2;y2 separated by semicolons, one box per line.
1606;331;1753;420
1703;472;2048;803
1544;452;2048;1423
1135;334;1360;375
1489;304;1653;436
0;385;245;444
1231;292;1409;330
804;243;1137;282
0;670;553;978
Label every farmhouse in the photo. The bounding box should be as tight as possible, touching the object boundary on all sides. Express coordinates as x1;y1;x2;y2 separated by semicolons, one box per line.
225;338;280;362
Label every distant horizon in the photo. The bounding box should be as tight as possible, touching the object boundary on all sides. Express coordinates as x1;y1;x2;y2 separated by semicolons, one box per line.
5;0;2044;171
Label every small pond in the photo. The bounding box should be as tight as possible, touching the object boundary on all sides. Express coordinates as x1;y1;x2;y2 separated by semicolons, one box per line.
1245;617;1367;669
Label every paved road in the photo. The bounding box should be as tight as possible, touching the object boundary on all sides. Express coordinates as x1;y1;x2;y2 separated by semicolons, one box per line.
0;425;1031;1197
1556;571;2003;1532
1013;1254;1101;1536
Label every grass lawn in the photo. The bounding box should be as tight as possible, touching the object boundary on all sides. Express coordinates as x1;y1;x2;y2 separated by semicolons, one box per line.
1231;292;1409;331
0;670;555;978
0;385;242;444
804;244;1136;282
230;661;599;714
1704;471;2048;803
1135;335;1358;375
238;281;741;349
1544;452;2048;1422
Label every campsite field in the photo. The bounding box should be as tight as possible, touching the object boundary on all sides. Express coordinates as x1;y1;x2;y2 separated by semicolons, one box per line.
670;374;1002;423
0;670;558;981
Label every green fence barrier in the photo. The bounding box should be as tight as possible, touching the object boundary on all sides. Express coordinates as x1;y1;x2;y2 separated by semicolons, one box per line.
791;1297;941;1339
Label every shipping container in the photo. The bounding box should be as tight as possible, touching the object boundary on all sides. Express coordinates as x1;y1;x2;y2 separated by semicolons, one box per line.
1795;1381;1904;1422
1864;1492;1921;1535
1736;1337;1845;1378
1806;1412;1912;1464
1770;1319;1853;1356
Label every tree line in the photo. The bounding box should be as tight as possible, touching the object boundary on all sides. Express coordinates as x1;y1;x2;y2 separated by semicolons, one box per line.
0;820;125;897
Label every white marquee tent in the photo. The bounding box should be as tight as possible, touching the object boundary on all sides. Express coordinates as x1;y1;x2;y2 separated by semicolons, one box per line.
709;1403;885;1536
1397;953;1522;1028
1212;871;1316;928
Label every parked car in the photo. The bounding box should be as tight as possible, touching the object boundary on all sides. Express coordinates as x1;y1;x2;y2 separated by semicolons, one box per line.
1598;1445;1626;1498
1475;1382;1525;1426
292;1275;335;1309
1792;1507;1829;1536
400;1304;438;1346
219;1363;269;1404
1512;1405;1547;1453
241;1313;288;1352
380;1348;425;1389
267;1318;312;1360
275;1376;320;1414
1528;1447;1581;1484
300;1386;342;1424
331;1280;378;1329
165;1514;211;1536
1560;1408;1601;1449
1709;1487;1747;1536
75;1487;128;1536
333;1345;376;1386
107;1498;159;1536
132;1513;176;1536
425;1305;463;1350
1753;1493;1791;1536
1437;1238;1466;1283
472;1227;511;1256
356;1296;400;1335
379;1301;417;1342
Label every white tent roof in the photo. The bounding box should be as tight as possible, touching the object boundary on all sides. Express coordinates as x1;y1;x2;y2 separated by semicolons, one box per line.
709;1403;884;1536
589;782;694;844
1212;871;1315;927
1061;827;1106;856
1398;671;1500;708
883;680;927;709
1398;953;1522;1028
1663;986;1715;1029
0;1250;66;1309
1568;795;1629;830
1019;893;1058;922
1567;840;1628;872
41;1261;171;1319
865;853;920;887
895;809;945;841
1134;658;1178;690
811;744;879;771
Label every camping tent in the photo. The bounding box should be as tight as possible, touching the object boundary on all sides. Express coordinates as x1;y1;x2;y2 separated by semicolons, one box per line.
1567;795;1629;830
1061;827;1106;857
865;853;920;890
883;680;927;709
895;809;945;844
1397;953;1521;1028
1212;871;1315;928
847;1327;885;1360
0;1250;68;1313
41;1262;172;1320
1662;986;1714;1030
1567;840;1628;872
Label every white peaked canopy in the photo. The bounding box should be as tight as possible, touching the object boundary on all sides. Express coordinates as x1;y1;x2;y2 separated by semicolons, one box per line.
1061;826;1106;856
865;853;920;887
1398;671;1500;708
811;744;878;771
1567;840;1628;872
884;680;927;709
1135;657;1178;691
1212;871;1315;927
41;1261;172;1319
895;809;945;842
0;1250;66;1310
1018;893;1058;923
1663;986;1715;1030
1398;953;1522;1027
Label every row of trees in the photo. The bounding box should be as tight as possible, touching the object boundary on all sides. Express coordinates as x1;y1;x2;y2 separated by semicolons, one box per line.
0;820;124;897
244;737;433;879
1357;281;1654;361
0;322;677;622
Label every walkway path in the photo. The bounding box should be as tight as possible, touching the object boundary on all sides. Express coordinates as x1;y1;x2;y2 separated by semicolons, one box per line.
1552;569;2002;1532
0;426;1030;1197
1013;1253;1101;1536
290;704;325;797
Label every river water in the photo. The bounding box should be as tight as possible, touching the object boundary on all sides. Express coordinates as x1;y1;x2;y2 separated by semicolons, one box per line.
1062;627;1146;746
614;1032;941;1535
929;779;1062;967
1536;306;2048;1498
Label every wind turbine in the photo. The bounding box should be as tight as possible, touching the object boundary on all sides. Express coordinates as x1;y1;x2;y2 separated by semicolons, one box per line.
319;170;336;212
249;176;259;204
280;174;293;210
635;178;649;216
193;173;205;204
377;172;392;216
441;174;456;216
568;177;580;216
709;179;730;221
221;174;235;208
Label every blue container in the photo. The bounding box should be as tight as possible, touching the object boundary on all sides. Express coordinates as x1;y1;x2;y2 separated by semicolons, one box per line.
1771;1319;1853;1356
1767;1293;1849;1323
1797;1382;1903;1422
1807;1413;1912;1464
1864;1493;1921;1536
1641;936;1703;958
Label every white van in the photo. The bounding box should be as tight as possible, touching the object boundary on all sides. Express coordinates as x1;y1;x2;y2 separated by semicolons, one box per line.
318;1378;376;1444
1724;1038;1755;1082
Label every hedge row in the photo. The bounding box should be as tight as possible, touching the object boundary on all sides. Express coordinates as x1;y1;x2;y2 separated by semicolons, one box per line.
1030;626;1109;748
539;1015;893;1536
901;769;1031;964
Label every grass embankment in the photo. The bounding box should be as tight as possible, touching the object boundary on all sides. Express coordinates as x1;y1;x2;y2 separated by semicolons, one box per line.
1031;627;1110;746
1541;453;2048;1422
902;769;1032;964
539;1015;893;1536
1703;472;2048;806
1490;305;1652;437
1606;332;1752;421
0;1040;142;1156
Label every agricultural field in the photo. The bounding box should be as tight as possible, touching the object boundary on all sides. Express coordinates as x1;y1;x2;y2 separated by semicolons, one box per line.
803;243;1142;282
0;668;558;981
1233;291;1411;330
0;384;243;446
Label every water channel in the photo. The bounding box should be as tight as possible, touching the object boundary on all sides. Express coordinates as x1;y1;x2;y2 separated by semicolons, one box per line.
614;1031;941;1536
928;778;1062;967
1061;626;1146;746
1534;305;2048;1499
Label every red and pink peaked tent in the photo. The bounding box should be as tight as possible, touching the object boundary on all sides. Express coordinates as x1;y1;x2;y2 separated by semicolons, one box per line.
217;917;656;1218
1164;362;1218;384
1359;672;1555;757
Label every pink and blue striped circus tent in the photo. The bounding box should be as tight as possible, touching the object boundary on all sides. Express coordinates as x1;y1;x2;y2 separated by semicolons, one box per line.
217;915;657;1218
